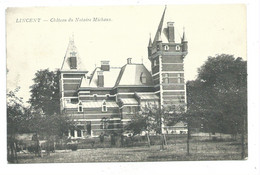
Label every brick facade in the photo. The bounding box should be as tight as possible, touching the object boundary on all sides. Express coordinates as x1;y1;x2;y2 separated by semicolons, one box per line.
59;7;188;138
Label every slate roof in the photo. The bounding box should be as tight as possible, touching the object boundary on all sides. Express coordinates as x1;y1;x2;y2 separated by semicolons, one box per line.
81;67;121;88
135;93;159;100
64;101;118;108
115;64;153;86
119;98;139;105
80;63;154;89
61;38;85;71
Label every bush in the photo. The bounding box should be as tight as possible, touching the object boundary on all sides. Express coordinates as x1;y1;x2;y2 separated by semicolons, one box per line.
68;143;78;151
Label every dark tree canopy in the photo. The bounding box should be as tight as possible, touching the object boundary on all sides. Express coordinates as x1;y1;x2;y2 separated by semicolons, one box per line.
187;54;247;134
29;69;60;115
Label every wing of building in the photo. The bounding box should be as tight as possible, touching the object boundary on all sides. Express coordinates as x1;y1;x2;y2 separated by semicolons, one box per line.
59;7;188;138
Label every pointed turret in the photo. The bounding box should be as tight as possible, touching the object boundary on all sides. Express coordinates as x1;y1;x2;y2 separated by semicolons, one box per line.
148;35;152;48
182;28;188;52
148;34;153;57
61;35;84;71
182;28;187;42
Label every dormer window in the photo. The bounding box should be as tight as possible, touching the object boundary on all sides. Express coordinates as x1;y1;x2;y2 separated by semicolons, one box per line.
102;100;107;112
140;72;147;84
69;57;77;69
78;101;83;112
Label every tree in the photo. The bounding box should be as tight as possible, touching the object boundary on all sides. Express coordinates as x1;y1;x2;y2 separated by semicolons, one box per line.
29;69;60;115
186;54;247;158
7;87;29;162
126;103;182;148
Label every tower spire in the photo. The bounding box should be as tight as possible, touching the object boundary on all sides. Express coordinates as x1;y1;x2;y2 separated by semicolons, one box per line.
153;6;167;45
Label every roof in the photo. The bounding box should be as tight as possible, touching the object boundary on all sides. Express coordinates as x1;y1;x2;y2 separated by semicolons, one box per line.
64;101;118;108
152;7;182;44
61;38;85;71
173;121;187;128
135;93;159;100
119;98;138;105
85;67;121;88
115;64;153;86
83;101;118;108
79;75;89;88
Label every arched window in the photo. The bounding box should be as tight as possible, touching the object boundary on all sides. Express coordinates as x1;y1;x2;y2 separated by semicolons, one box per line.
78;101;83;112
93;94;97;101
140;72;147;84
175;45;180;51
164;45;169;51
102;100;107;112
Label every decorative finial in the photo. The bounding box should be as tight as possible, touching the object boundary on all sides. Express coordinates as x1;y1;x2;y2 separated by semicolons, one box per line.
69;33;74;44
182;27;187;42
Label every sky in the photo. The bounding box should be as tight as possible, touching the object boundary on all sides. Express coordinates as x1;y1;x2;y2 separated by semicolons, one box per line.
6;5;247;105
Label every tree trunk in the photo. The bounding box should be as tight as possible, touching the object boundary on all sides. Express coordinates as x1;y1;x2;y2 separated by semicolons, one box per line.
160;134;164;150
187;121;190;156
241;114;245;159
146;132;151;147
163;134;167;146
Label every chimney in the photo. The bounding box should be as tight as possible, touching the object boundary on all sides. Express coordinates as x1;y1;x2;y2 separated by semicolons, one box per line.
127;58;132;64
97;71;104;87
167;22;175;43
101;61;110;71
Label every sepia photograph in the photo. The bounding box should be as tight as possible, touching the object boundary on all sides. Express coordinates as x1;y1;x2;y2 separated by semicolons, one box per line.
6;4;248;163
2;1;260;175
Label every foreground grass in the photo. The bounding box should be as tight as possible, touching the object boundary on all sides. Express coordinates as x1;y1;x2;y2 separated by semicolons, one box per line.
16;138;245;163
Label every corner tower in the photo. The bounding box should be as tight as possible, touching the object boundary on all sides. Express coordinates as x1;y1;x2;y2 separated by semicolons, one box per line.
148;7;188;109
59;36;88;113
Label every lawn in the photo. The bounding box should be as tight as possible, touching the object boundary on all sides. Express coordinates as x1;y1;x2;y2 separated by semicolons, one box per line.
15;135;246;163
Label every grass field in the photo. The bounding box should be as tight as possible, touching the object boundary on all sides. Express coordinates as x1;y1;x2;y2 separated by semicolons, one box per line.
15;135;247;163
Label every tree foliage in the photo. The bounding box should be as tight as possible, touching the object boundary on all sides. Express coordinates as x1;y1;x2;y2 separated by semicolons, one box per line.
29;69;60;115
7;87;29;135
187;54;247;134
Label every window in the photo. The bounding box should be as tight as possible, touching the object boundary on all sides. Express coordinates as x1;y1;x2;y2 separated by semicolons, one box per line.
102;100;107;112
175;45;180;51
78;101;83;112
140;72;147;84
100;117;108;129
177;73;181;83
153;59;157;67
163;73;169;84
93;94;97;101
164;45;169;51
86;121;91;135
